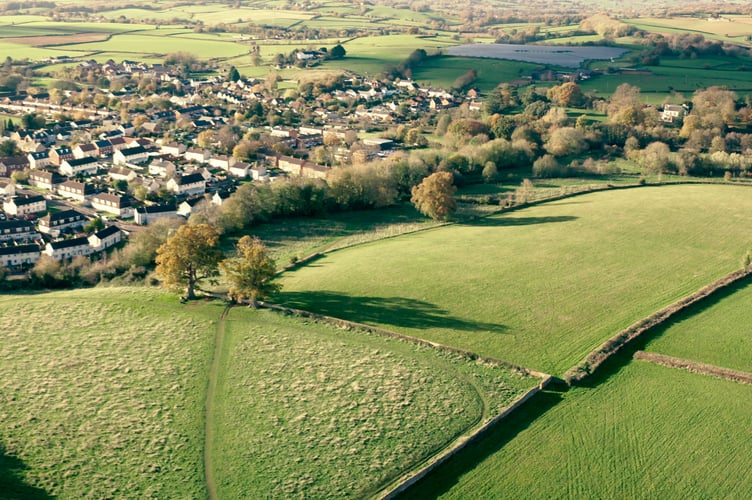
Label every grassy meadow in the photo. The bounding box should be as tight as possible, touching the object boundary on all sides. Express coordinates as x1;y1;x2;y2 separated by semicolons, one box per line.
404;360;752;498
0;288;220;498
211;308;536;498
644;277;752;373
277;184;752;375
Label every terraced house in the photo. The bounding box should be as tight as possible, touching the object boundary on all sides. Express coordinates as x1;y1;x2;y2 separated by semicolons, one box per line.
0;244;41;269
0;219;39;243
3;195;46;217
37;209;87;236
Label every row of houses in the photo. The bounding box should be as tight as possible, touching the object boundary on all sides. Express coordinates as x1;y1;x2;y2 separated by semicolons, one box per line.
0;225;122;269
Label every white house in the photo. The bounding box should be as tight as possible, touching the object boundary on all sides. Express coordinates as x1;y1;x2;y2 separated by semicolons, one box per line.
160;142;186;156
37;209;87;236
60;156;99;177
45;236;93;260
91;193;133;218
0;244;41;269
88;225;122;252
0;219;38;242
208;155;236;170
113;145;148;165
166;173;206;197
148;159;177;178
4;195;46;216
134;203;179;225
57;180;94;202
183;148;211;163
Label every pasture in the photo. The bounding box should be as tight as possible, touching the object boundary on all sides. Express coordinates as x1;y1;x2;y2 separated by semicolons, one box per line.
211;308;536;498
644;278;752;373
627;16;752;46
0;288;218;498
277;184;752;375
404;361;752;498
410;55;542;92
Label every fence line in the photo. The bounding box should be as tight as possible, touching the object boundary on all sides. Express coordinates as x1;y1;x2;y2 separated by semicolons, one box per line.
634;351;752;385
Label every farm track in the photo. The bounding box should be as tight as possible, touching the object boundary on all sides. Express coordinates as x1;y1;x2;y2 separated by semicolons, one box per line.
204;303;232;500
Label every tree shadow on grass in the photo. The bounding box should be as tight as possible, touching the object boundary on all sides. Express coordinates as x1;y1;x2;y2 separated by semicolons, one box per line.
0;444;52;500
464;215;578;227
275;291;508;334
398;387;566;499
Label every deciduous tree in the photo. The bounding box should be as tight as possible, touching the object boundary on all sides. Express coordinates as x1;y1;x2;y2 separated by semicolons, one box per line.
155;223;222;299
411;171;457;220
220;236;281;307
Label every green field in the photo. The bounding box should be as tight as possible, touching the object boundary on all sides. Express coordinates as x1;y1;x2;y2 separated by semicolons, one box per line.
644;278;752;373
405;361;752;498
0;288;218;498
410;55;542;91
277;185;752;375
212;308;536;498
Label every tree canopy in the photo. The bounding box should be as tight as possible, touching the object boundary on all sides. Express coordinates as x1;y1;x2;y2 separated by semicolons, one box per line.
330;44;346;59
220;236;281;307
410;171;457;221
155;223;222;299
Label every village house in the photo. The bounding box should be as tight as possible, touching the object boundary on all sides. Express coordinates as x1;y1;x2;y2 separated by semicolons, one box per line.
166;172;206;197
0;244;41;269
160;142;186;156
94;139;114;157
73;143;98;159
37;209;88;236
28;150;51;169
57;180;94;202
4;195;46;216
212;190;231;206
184;148;212;163
29;170;65;191
91;192;133;218
108;166;137;182
113;145;149;165
60;156;99;177
88;225;122;252
134;203;179;225
661;104;688;123
177;196;205;217
0;219;38;242
0;156;30;176
208;155;236;170
227;161;251;179
148;159;177;178
45;236;93;260
0;181;15;197
49;146;74;166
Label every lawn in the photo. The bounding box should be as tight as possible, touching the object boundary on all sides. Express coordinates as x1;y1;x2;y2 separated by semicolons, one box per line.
404;361;752;498
277;184;752;375
211;307;537;498
644;277;752;373
0;288;218;498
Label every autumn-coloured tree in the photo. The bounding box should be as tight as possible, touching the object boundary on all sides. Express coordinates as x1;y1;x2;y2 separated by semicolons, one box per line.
411;171;457;221
220;236;281;307
155;223;222;300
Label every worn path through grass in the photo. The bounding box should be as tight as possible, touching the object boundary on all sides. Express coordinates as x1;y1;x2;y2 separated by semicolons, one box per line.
203;303;231;500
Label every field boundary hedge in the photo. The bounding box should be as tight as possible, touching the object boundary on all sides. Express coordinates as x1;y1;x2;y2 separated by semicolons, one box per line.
634;351;752;385
563;267;752;385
